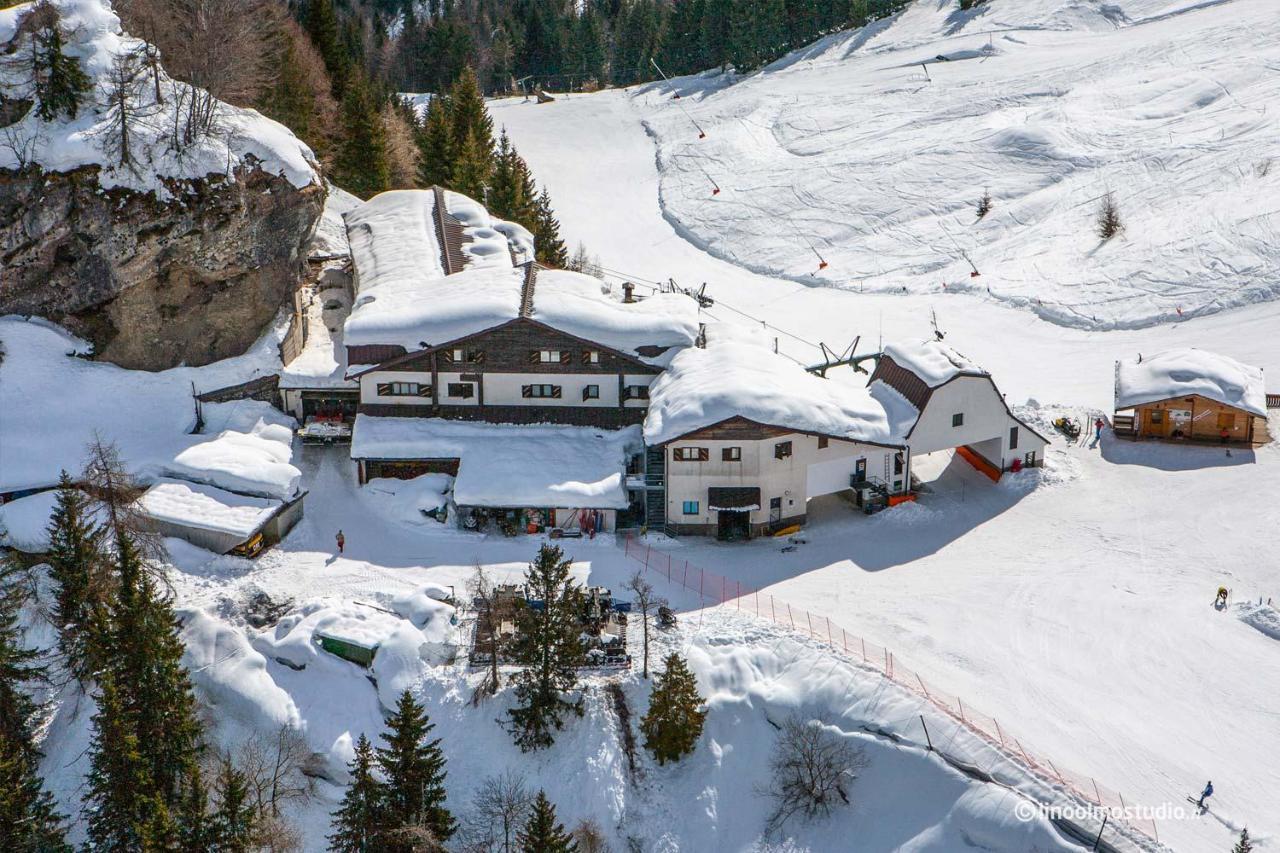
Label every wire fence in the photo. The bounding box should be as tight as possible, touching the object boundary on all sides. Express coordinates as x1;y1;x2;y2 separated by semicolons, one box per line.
622;536;1163;849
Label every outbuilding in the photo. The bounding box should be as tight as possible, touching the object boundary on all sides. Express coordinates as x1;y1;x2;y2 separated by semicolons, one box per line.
1113;349;1268;444
138;478;306;557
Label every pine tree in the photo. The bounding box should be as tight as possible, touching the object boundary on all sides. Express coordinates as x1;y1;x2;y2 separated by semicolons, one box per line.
109;531;203;808
507;545;584;751
1234;828;1254;853
447;66;494;166
640;653;707;765
33;18;91;122
376;690;456;846
701;0;735;70
532;188;569;268
210;758;258;853
574;9;607;86
328;734;385;853
334;75;391;199
415;92;453;189
84;675;156;852
44;471;105;681
0;559;70;852
662;0;707;75
306;0;349;97
516;790;577;853
451;127;492;202
176;766;214;853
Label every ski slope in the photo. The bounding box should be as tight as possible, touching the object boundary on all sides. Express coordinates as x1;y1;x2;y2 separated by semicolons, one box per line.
486;5;1280;846
635;0;1280;330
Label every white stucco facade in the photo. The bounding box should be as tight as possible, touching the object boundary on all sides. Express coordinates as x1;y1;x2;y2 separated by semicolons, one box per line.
904;375;1047;469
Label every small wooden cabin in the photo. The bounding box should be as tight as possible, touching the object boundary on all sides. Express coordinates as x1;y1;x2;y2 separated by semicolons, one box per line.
1113;349;1267;444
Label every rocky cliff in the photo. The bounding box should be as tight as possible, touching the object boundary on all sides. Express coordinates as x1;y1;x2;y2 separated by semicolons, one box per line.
0;162;324;370
0;0;325;370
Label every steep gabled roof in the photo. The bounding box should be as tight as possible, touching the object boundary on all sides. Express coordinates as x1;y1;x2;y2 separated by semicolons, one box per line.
1115;349;1266;417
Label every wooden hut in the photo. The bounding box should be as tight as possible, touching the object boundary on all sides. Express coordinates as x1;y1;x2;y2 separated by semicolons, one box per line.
1113;349;1267;444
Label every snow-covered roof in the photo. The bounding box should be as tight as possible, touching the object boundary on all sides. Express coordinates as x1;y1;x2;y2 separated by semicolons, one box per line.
343;190;696;361
139;478;282;538
0;0;319;197
882;340;988;388
352;416;639;509
162;424;301;500
643;326;905;447
0;489;60;551
1115;349;1266;417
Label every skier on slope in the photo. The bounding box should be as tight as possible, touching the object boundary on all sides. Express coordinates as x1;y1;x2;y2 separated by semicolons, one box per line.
1196;780;1214;809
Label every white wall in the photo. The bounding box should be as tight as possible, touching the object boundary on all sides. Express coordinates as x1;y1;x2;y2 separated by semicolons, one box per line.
665;433;902;529
482;372;622;407
907;376;1047;468
437;371;480;406
359;370;435;406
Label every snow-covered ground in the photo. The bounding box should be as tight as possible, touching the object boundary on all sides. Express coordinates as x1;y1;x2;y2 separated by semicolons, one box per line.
636;0;1280;330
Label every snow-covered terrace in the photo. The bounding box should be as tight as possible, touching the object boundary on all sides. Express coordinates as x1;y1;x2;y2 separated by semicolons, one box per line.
351;416;640;509
1115;348;1267;416
644;326;907;447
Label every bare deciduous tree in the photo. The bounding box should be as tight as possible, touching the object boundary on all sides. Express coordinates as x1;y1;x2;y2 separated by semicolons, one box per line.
758;717;868;836
462;769;534;853
81;437;165;563
571;817;611;853
93;45;150;168
625;570;664;678
230;724;317;818
468;562;502;702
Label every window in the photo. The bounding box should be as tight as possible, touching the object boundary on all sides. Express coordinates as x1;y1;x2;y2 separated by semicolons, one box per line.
817;436;829;449
952;413;964;427
674;447;709;462
1009;427;1019;450
537;350;561;363
376;381;431;397
582;384;600;401
894;452;904;475
1217;412;1236;430
682;500;699;515
774;441;793;459
623;384;650;401
522;384;561;399
722;447;741;462
583;350;600;364
447;383;474;399
1150;410;1164;424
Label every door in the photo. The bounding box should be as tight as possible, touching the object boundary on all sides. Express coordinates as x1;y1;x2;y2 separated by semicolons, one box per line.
769;497;782;523
717;510;750;541
855;458;867;482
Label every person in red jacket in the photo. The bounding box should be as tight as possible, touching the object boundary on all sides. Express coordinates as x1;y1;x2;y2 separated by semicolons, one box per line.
335;529;345;555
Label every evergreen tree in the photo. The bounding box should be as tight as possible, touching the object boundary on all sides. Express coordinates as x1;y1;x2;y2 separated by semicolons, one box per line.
33;18;91;122
448;66;495;165
612;0;666;86
450;127;492;202
574;8;608;85
328;734;385;853
1234;828;1254;853
44;471;104;681
306;0;349;97
83;675;158;852
701;0;735;70
176;766;214;853
415;92;453;188
516;790;577;853
109;531;202;808
0;559;69;853
375;690;455;846
334;75;391;199
640;653;707;765
210;758;258;853
507;545;584;751
258;22;331;159
532;188;569;268
662;0;707;75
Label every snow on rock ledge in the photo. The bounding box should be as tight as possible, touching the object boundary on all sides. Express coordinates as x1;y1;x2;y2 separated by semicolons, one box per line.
0;0;325;370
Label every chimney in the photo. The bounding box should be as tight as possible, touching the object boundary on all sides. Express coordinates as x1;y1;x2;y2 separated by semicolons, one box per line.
622;281;635;303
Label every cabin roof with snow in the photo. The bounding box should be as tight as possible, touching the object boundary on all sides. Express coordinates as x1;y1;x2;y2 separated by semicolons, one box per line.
643;328;907;447
343;188;698;368
1115;348;1266;417
139;478;283;539
350;416;639;509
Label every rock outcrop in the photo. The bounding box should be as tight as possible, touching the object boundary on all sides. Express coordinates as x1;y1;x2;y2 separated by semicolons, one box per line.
0;162;324;370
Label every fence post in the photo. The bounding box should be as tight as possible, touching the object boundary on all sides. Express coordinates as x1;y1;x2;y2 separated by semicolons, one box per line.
645;544;651;567
683;561;688;588
916;673;929;698
826;618;832;645
1045;759;1065;784
787;604;794;627
699;569;703;598
957;696;967;723
1092;814;1108;851
736;581;742;610
994;719;1005;746
920;715;933;751
806;611;813;635
1091;778;1103;805
770;596;776;622
861;637;866;661
721;575;726;603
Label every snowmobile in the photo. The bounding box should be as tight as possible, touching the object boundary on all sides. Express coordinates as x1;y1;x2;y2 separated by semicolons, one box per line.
657;605;678;628
1052;417;1081;440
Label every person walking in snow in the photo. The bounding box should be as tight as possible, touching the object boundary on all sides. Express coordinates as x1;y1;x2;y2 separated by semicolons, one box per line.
1197;780;1213;809
1094;417;1105;441
335;529;345;555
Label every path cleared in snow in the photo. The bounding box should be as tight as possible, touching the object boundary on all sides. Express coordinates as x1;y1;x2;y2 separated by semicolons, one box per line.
489;71;1280;851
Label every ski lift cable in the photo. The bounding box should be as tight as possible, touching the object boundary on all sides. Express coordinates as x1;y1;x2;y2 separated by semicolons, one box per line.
649;58;707;138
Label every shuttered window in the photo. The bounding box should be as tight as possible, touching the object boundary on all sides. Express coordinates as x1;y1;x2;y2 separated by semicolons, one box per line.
530;350;570;364
774;441;793;459
583;350;600;364
376;382;431;397
623;384;650;401
722;447;741;462
522;384;561;399
674;447;709;462
582;384;600;401
447;383;474;399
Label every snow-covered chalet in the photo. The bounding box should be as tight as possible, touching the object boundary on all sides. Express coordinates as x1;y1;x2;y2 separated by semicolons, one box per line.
339;187;1046;539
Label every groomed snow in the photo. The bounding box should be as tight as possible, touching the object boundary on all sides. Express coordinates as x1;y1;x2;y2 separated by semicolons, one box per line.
883;339;987;387
644;324;904;447
1115;348;1267;416
351;416;638;509
0;0;319;197
139;478;282;539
